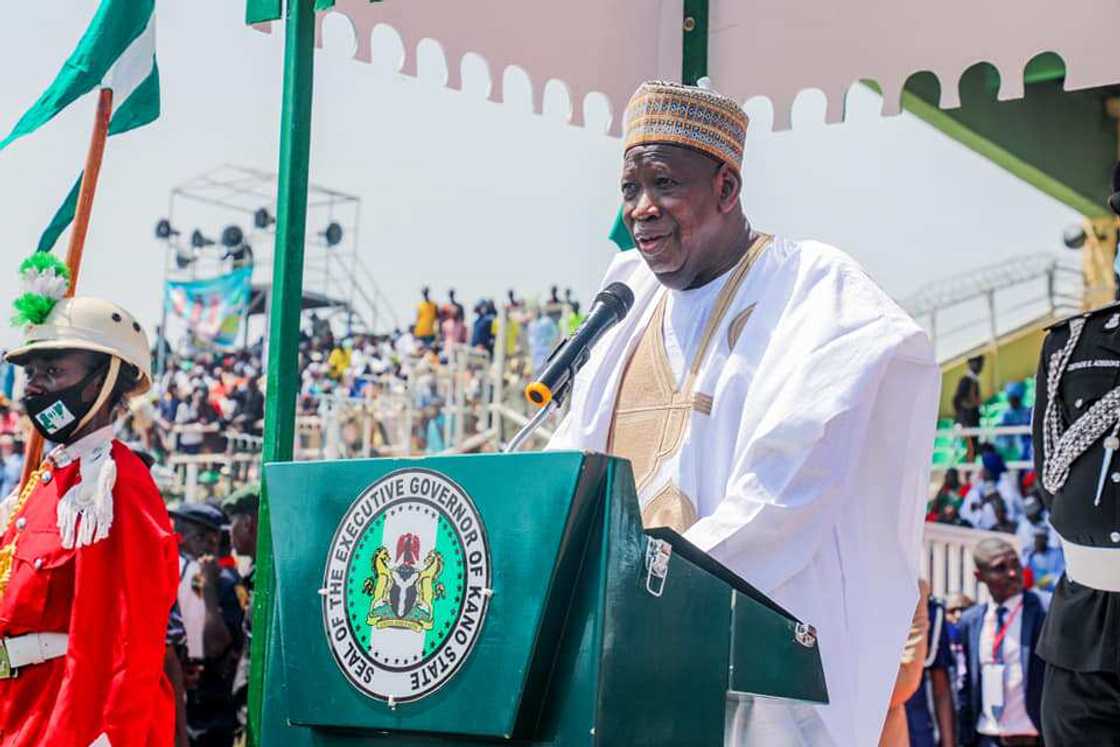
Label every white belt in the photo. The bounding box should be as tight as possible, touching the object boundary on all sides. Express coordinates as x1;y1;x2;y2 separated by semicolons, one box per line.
1061;539;1120;592
0;632;68;677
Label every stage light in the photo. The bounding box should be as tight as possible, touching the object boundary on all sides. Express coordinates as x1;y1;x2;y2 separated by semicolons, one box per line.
155;218;180;240
191;229;216;249
1063;225;1087;250
254;207;275;230
225;243;253;264
321;222;343;247
221;225;244;248
175;248;196;269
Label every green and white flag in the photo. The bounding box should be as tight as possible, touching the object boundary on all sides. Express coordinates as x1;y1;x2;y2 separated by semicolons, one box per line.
0;0;159;251
609;205;635;251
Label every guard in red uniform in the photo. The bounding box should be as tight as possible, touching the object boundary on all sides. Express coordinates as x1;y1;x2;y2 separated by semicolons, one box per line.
0;296;179;746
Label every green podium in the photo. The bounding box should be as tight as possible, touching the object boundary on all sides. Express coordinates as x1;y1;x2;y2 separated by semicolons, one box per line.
261;452;827;745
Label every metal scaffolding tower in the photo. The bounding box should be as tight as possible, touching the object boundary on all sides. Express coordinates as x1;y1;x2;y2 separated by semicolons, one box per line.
154;164;399;363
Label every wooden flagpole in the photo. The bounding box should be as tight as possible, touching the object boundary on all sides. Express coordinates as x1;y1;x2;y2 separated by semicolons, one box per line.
19;87;114;484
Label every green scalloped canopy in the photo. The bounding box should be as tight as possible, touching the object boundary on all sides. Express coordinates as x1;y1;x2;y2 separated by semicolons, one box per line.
894;60;1119;219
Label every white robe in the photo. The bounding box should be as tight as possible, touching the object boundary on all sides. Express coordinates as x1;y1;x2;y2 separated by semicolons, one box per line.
548;236;940;746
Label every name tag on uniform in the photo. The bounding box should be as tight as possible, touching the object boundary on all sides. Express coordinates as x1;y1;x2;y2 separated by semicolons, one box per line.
1066;359;1120;372
982;663;1005;716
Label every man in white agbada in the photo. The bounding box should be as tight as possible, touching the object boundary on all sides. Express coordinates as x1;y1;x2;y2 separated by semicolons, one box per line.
547;81;940;746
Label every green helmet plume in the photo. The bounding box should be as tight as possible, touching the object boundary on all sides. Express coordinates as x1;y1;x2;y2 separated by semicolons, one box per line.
12;252;71;327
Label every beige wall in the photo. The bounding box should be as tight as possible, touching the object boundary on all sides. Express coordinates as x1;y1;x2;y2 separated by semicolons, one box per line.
938;318;1051;419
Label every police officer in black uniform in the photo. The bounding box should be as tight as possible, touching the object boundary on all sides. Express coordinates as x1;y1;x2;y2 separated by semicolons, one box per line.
1032;162;1120;743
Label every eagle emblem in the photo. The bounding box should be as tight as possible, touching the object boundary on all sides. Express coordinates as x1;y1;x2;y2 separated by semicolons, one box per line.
362;532;446;632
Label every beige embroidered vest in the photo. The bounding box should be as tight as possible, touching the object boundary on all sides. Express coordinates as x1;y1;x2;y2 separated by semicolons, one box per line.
607;234;771;533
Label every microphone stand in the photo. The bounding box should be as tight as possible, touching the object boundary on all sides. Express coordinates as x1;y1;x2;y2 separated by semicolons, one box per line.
504;400;558;453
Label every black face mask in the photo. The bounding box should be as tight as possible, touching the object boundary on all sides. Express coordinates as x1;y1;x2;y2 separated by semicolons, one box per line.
22;364;108;445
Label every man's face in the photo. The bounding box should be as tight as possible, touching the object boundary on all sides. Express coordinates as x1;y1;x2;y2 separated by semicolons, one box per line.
946;604;966;625
21;349;102;400
230;512;258;557
176;520;219;559
976;549;1023;602
1033;533;1048;553
993;499;1008;522
969;358;984;375
620;144;733;290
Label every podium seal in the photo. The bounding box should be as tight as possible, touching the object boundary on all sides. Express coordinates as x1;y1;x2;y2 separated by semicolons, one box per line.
322;468;492;703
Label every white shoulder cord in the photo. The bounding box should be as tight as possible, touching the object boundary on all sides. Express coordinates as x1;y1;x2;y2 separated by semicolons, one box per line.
1042;318;1120;494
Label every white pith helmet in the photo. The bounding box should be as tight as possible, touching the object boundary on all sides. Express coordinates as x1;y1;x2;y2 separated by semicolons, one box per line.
6;297;153;396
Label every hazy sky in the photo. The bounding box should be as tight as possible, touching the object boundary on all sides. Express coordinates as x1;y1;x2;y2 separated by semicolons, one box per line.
0;1;1082;356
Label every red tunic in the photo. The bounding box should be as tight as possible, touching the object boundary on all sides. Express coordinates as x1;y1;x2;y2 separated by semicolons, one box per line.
0;441;179;747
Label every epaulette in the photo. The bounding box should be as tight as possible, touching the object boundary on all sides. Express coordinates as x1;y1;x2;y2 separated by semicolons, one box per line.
1044;299;1120;331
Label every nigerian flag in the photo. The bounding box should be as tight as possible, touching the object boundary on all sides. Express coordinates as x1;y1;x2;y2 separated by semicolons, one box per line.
0;0;159;251
609;206;635;251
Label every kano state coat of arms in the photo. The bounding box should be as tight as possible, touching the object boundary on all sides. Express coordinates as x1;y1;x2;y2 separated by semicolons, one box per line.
322;469;492;703
363;533;446;631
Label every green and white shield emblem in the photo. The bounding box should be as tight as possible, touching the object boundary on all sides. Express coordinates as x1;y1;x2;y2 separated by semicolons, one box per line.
322;469;492;703
35;400;75;435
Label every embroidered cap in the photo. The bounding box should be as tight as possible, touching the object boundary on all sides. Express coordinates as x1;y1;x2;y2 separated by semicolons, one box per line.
170;501;228;532
623;81;749;172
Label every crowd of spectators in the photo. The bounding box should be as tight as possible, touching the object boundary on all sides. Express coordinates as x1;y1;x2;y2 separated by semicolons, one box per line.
929;456;1065;594
131;284;581;476
0;283;585;507
932;355;1065;602
0;283;583;502
0;355;24;499
0;406;24;500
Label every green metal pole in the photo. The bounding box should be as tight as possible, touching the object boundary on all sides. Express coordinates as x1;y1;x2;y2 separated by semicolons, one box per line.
610;0;709;251
247;0;316;741
681;0;709;85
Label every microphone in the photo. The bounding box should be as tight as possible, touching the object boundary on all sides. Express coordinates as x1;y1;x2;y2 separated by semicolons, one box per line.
524;282;635;408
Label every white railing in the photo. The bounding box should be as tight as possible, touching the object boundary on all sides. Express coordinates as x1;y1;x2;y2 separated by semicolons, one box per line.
942;425;1031;439
162;425;264;501
922;522;1019;604
932;424;1033;474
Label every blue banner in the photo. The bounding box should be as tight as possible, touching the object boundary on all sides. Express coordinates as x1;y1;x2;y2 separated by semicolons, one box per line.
164;267;252;349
